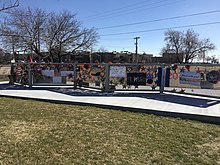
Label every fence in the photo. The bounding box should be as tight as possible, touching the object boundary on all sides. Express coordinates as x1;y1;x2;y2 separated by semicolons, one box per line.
9;62;220;92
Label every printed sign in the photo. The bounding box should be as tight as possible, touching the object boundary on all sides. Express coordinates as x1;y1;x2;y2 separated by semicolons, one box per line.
127;73;146;85
110;66;126;78
180;71;201;86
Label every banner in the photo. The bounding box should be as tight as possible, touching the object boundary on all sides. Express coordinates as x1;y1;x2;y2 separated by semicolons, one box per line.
180;72;201;86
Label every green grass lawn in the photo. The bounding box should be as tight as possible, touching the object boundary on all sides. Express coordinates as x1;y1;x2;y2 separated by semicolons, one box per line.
0;97;220;164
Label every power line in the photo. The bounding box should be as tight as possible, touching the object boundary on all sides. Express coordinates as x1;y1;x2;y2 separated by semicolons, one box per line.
87;0;182;22
98;45;133;48
100;21;220;36
100;37;132;41
86;0;183;22
97;9;220;30
83;0;152;19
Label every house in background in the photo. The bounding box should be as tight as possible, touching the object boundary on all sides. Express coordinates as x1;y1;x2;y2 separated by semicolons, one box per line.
152;53;184;64
8;50;185;64
91;51;154;64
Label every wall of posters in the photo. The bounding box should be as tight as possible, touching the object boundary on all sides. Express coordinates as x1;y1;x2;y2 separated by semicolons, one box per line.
110;66;126;78
180;71;201;86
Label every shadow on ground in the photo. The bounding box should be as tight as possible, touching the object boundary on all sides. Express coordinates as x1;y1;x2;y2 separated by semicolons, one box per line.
49;88;219;108
0;82;28;90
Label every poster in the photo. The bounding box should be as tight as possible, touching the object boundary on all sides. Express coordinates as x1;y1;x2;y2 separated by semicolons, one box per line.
110;66;126;78
42;70;54;77
180;72;201;86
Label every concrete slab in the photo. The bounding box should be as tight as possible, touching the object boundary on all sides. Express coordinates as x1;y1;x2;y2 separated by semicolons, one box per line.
0;88;220;124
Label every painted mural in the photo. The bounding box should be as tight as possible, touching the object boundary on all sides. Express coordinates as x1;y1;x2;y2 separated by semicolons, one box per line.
169;64;220;89
30;63;74;84
76;64;106;88
13;62;220;90
109;65;160;90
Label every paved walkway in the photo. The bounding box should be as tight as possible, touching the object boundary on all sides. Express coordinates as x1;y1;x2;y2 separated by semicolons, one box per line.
0;82;219;124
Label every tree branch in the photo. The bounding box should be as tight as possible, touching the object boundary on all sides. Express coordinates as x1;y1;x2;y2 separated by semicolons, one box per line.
0;0;19;12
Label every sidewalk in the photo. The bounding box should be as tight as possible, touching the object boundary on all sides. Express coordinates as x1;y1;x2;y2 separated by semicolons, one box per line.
0;82;219;124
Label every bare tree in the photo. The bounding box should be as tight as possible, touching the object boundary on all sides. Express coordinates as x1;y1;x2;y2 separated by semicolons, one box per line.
0;0;19;60
183;30;215;63
45;11;98;62
205;55;219;64
0;0;19;12
0;7;47;60
0;7;99;62
162;30;184;63
162;29;215;63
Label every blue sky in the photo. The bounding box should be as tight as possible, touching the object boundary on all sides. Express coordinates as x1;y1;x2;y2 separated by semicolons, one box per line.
16;0;220;57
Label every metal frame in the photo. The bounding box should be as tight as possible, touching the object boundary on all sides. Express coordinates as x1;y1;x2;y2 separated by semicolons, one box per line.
11;62;170;94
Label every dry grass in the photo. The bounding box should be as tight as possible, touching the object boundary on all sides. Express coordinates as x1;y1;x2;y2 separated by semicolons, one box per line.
0;97;220;164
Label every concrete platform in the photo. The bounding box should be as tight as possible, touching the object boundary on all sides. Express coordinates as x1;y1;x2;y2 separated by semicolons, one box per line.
0;83;219;124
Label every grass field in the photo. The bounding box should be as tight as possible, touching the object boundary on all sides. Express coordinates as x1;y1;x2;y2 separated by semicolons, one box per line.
0;97;220;164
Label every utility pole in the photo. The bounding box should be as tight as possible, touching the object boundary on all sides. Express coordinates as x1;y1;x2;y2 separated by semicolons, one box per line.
134;37;140;63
